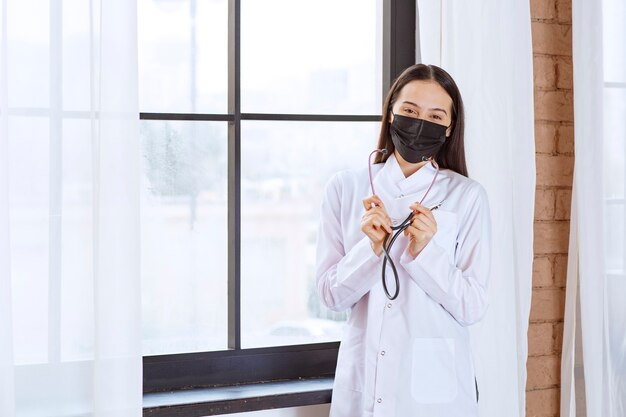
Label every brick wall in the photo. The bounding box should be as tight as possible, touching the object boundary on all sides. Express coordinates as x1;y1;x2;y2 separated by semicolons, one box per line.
527;0;574;416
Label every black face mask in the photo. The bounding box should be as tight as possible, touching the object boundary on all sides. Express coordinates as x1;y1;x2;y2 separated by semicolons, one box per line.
389;112;449;163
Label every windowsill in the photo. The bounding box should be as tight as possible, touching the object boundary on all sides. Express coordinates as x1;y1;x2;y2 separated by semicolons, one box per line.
143;377;333;417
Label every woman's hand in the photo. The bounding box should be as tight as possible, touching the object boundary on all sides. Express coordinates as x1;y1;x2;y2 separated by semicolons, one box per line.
404;202;438;258
361;196;392;256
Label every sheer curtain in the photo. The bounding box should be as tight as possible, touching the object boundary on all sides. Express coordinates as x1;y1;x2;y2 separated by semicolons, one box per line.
0;1;141;416
417;1;535;416
561;0;626;416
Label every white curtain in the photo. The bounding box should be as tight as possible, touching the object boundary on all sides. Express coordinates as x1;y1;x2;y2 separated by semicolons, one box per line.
561;0;626;416
416;1;535;416
0;1;141;416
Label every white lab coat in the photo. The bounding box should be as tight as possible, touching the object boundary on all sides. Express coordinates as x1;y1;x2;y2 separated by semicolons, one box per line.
315;153;492;417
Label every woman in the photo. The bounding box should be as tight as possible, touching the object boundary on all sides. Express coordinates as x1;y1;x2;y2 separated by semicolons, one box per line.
315;64;492;417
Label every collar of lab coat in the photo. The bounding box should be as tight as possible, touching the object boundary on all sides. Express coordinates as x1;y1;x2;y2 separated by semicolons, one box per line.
372;153;442;221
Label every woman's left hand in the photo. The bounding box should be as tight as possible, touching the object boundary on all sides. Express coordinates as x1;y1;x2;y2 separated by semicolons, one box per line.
404;202;438;258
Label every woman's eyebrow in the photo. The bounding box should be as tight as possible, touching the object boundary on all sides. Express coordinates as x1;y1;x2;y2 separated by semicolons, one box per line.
402;100;448;116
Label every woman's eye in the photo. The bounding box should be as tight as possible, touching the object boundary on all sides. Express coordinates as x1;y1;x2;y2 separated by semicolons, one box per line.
404;108;416;114
431;114;441;120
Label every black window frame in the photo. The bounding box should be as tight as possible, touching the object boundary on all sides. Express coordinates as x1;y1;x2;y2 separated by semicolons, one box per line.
142;0;416;401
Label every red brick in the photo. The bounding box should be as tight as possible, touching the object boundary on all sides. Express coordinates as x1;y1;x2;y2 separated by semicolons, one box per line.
557;124;574;154
527;355;561;390
556;56;573;89
528;2;571;408
528;322;555;356
554;254;569;287
553;322;564;353
556;0;572;24
532;22;573;56
535;90;574;122
534;55;557;89
535;123;557;154
530;288;566;321
531;0;557;21
555;189;572;220
533;255;554;287
526;387;560;416
536;154;574;187
535;188;556;221
534;221;570;254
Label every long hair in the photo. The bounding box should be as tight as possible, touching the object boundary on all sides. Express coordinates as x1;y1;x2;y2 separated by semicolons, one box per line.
374;64;468;177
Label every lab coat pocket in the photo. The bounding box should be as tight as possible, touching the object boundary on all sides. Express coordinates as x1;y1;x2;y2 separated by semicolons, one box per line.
410;337;458;403
432;210;458;264
334;325;366;393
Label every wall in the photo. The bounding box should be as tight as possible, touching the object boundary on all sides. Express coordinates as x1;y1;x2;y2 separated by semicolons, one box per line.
237;1;577;415
527;0;574;416
233;404;330;417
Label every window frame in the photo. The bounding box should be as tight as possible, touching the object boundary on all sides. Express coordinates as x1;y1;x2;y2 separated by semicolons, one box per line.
141;0;416;399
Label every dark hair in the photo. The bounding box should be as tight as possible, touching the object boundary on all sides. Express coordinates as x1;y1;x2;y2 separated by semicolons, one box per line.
374;64;468;177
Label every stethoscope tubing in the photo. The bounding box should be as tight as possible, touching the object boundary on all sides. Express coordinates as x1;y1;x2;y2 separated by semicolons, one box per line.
368;149;443;300
381;211;413;300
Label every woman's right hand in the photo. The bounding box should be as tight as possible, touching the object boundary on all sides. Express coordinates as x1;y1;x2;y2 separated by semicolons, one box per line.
361;196;392;256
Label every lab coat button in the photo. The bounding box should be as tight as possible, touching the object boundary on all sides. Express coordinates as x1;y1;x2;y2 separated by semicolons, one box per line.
398;194;404;198
387;303;392;308
392;220;398;226
377;398;382;403
380;351;386;356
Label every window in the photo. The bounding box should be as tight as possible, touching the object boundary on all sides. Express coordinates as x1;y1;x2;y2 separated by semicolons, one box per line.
139;0;416;402
602;0;626;403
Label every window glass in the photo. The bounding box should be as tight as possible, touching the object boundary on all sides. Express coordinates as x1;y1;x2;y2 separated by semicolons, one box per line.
139;0;228;113
140;120;228;355
241;0;382;115
240;121;380;348
603;0;625;83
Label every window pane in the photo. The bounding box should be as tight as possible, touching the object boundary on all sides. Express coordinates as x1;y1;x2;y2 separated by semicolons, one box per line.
7;0;50;108
241;0;382;115
603;0;625;83
8;117;50;364
140;120;228;355
604;87;626;199
59;120;95;362
604;87;626;274
9;118;101;364
139;0;228;113
605;202;624;274
62;0;91;111
240;121;380;348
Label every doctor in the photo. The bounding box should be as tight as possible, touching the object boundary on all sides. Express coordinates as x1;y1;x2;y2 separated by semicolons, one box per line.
315;63;492;417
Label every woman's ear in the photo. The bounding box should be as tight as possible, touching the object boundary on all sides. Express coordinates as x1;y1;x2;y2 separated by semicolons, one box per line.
387;112;393;124
446;123;453;137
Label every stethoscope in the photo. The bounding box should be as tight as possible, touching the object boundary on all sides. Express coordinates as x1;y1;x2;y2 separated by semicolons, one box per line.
368;149;444;300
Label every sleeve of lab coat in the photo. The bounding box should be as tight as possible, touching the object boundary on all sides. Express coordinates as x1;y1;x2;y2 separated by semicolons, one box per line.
315;172;382;312
399;182;492;326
